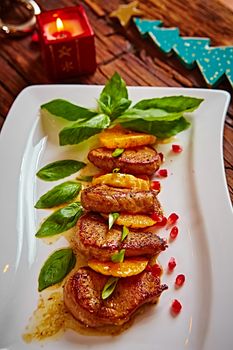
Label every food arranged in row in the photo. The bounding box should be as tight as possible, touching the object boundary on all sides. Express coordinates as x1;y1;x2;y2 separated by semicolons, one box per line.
63;127;169;327
25;73;203;340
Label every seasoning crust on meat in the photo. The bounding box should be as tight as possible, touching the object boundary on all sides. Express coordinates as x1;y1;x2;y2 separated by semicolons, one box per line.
73;213;167;261
81;184;162;215
88;146;161;176
64;267;168;327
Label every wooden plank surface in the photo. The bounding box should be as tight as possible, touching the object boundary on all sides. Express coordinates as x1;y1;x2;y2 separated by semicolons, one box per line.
0;0;232;201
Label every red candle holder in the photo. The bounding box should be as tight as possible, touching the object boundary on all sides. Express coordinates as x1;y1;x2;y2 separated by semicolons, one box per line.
36;5;96;80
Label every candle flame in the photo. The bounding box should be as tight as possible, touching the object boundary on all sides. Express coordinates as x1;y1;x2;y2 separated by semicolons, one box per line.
56;17;64;32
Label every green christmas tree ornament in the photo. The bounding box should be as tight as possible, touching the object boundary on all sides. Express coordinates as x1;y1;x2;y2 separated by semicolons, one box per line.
134;18;233;88
149;27;180;54
197;47;233;87
173;37;210;68
133;18;162;36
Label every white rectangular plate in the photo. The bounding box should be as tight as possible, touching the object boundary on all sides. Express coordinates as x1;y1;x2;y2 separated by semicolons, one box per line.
0;86;232;350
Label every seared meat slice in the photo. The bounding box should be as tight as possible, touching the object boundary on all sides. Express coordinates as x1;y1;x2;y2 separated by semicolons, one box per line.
88;146;161;176
64;267;168;327
81;184;162;215
73;213;167;261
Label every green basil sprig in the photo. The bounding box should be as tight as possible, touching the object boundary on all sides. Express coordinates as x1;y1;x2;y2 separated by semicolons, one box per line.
36;202;83;238
41;72;204;146
38;248;76;291
41;99;97;121
35;181;81;209
59;114;110;146
108;212;120;229
101;277;119;300
98;72;131;119
111;249;125;263
37;160;86;181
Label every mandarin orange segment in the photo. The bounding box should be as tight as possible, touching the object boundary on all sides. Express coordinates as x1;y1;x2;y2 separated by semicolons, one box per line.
115;213;157;228
99;126;156;149
88;258;149;277
92;173;150;190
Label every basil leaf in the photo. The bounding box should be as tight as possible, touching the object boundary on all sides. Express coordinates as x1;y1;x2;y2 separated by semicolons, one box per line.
121;116;190;139
111;249;125;263
121;226;129;242
101;277;119;300
133;96;204;113
112;148;124;157
37;160;86;181
98;72;131;119
118;109;190;139
59;114;110;146
41;99;97;121
38;248;76;291
108;212;120;229
76;175;93;182
35;181;81;209
36;202;83;238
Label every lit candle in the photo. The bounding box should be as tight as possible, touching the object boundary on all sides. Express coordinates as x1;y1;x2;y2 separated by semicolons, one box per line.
36;5;96;80
43;16;84;40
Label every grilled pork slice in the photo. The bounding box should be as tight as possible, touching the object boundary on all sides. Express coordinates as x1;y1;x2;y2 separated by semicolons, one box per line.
73;213;167;261
64;267;168;327
88;146;161;176
81;184;162;215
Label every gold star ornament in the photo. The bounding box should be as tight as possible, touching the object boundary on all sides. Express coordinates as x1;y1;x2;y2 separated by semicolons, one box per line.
110;1;143;27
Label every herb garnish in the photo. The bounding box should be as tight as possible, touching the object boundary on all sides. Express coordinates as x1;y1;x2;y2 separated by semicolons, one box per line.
112;148;124;157
41;72;203;146
108;212;120;229
38;248;76;291
111;249;125;263
35;181;81;209
37;160;86;181
121;226;129;242
36;202;83;238
101;277;119;300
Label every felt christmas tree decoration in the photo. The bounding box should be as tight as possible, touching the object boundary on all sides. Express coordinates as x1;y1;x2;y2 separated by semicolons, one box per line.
133;18;233;88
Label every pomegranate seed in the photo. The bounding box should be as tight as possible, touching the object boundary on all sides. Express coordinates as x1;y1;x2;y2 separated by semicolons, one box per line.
151;263;162;277
175;274;185;287
171;299;182;315
145;263;162;276
172;144;183;153
170;226;179;240
167;213;179;228
158;152;164;162
151;180;161;191
155;216;167;227
145;264;152;272
157;169;168;177
151;212;163;222
168;257;176;271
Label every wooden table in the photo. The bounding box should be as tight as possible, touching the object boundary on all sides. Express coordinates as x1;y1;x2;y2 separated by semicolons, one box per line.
0;0;232;202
